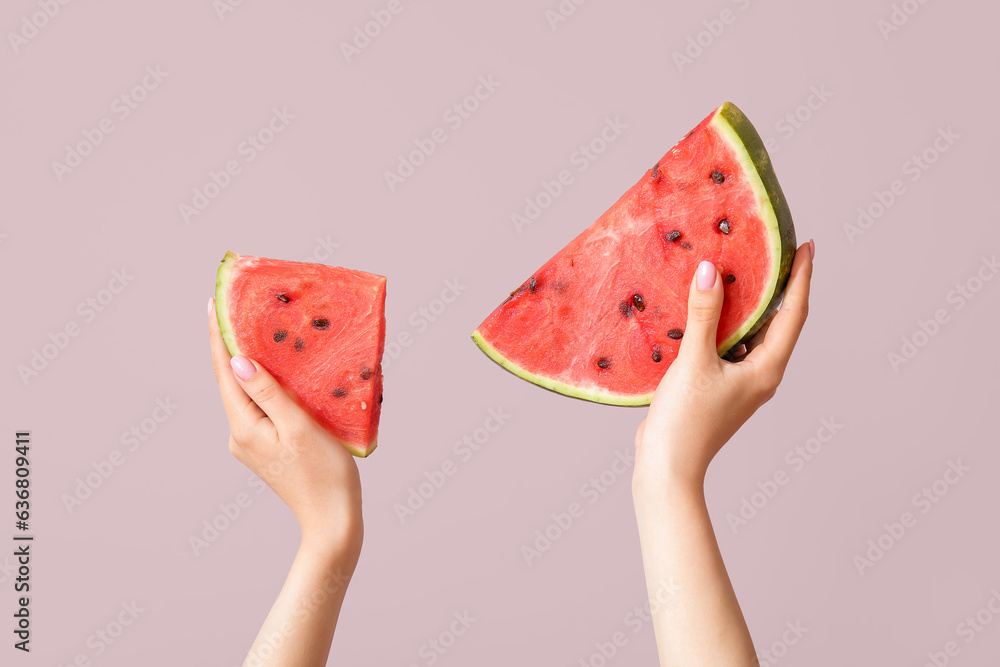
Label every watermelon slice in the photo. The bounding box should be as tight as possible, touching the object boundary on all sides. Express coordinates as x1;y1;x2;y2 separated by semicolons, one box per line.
215;252;386;457
472;102;795;406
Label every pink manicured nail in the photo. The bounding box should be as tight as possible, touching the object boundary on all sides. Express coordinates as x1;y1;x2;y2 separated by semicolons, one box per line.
808;238;815;260
696;260;717;290
207;297;214;315
230;355;256;381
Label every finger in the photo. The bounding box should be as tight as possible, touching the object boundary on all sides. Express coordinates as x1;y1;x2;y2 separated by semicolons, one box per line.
208;297;268;437
229;354;307;437
744;241;813;372
678;260;725;363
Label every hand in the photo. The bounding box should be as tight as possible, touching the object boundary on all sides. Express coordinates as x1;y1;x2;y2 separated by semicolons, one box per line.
208;298;363;563
634;240;814;494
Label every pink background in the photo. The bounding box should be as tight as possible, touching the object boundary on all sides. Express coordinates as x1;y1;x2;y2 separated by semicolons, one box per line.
3;1;999;665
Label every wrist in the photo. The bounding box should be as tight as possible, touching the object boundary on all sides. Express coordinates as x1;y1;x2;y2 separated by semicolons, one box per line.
632;458;706;516
293;539;358;607
299;515;363;570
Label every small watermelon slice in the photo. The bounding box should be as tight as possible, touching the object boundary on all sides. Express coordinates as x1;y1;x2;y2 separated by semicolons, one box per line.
215;252;386;457
472;102;796;406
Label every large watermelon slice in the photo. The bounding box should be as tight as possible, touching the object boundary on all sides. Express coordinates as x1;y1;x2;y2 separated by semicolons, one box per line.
472;102;795;406
215;252;386;457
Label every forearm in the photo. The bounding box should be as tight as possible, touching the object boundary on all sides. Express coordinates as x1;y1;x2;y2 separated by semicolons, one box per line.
243;540;358;667
633;473;756;666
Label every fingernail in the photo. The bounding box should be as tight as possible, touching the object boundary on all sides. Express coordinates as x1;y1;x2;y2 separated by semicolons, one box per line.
230;355;256;381
208;297;214;316
696;260;717;291
808;238;815;260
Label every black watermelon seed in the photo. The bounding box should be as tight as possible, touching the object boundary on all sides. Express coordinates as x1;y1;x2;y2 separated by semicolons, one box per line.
360;366;372;381
597;357;611;369
379;393;383;404
718;219;731;235
273;330;287;343
294;337;304;351
332;387;348;398
632;294;645;311
313;318;330;329
652;163;660;178
681;241;693;251
529;277;536;293
652;345;663;363
667;328;684;340
726;273;736;284
276;293;290;303
619;301;632;317
666;230;681;242
711;170;725;184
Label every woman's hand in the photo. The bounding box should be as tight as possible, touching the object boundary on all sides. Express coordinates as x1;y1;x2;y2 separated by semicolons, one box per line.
208;298;363;559
208;297;363;667
635;240;814;494
631;239;813;667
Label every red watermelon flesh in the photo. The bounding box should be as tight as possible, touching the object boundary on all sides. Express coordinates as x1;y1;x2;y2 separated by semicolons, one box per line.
215;252;386;457
472;102;796;405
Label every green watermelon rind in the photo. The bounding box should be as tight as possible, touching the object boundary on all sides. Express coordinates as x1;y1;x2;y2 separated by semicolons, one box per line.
472;330;654;406
712;102;797;356
213;251;378;458
215;251;244;359
471;102;796;407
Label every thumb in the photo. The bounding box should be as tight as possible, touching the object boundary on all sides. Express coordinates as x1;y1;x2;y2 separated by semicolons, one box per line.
679;260;725;362
230;355;301;429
